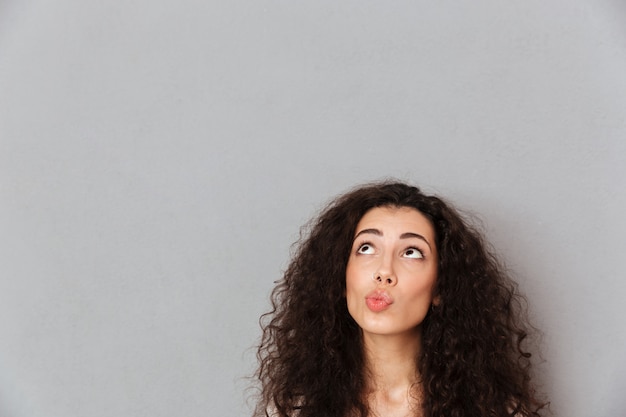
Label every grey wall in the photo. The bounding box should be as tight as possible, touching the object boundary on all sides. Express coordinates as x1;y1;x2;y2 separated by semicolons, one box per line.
1;1;625;416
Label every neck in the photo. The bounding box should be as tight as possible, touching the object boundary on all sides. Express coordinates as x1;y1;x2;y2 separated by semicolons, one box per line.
362;329;422;392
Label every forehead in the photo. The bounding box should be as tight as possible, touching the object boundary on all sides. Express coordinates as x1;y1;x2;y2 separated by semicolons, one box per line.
356;206;435;238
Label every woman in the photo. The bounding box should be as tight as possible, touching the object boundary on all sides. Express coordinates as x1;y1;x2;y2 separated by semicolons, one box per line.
254;181;547;417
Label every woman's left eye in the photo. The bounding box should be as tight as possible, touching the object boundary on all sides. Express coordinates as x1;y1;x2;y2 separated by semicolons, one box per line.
402;248;424;259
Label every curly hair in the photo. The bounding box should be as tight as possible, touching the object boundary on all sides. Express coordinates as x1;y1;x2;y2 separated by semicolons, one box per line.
254;181;547;417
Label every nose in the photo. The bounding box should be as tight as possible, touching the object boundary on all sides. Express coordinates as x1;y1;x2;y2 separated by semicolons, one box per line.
373;258;397;286
373;272;396;286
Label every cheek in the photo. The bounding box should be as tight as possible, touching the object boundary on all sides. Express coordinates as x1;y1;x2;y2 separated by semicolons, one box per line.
345;264;357;297
345;262;363;310
345;258;371;287
412;281;435;298
401;269;437;296
423;274;439;299
345;258;358;286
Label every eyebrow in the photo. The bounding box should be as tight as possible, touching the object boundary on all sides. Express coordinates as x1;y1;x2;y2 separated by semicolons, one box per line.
353;228;432;250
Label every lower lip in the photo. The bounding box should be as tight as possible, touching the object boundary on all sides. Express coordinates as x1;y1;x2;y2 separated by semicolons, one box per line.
366;298;392;312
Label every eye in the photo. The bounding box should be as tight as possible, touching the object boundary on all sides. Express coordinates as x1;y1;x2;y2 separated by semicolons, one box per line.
356;242;375;254
402;247;424;259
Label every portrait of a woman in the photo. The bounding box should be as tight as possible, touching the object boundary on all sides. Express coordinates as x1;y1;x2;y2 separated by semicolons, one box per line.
254;181;547;417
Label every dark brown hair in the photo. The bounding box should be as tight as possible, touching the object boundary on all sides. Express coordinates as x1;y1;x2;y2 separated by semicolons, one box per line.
254;181;547;417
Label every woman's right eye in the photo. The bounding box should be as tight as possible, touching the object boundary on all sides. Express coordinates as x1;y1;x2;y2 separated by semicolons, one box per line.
356;243;375;254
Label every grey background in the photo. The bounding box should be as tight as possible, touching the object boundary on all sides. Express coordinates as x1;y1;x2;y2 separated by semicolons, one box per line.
1;1;625;416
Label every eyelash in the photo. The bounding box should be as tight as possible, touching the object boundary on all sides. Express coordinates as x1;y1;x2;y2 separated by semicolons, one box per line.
355;242;425;259
356;241;374;254
403;247;424;259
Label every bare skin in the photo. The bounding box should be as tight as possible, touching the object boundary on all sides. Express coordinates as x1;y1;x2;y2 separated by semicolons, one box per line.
362;330;424;417
346;207;438;417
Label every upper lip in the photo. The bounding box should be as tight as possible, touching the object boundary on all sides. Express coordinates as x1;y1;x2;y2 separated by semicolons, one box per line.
365;289;394;304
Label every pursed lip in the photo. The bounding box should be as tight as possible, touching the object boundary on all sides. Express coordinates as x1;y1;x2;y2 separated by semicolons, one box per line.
365;289;394;304
365;289;394;312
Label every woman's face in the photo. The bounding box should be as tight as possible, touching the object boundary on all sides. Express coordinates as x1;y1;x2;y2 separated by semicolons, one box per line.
345;206;438;340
